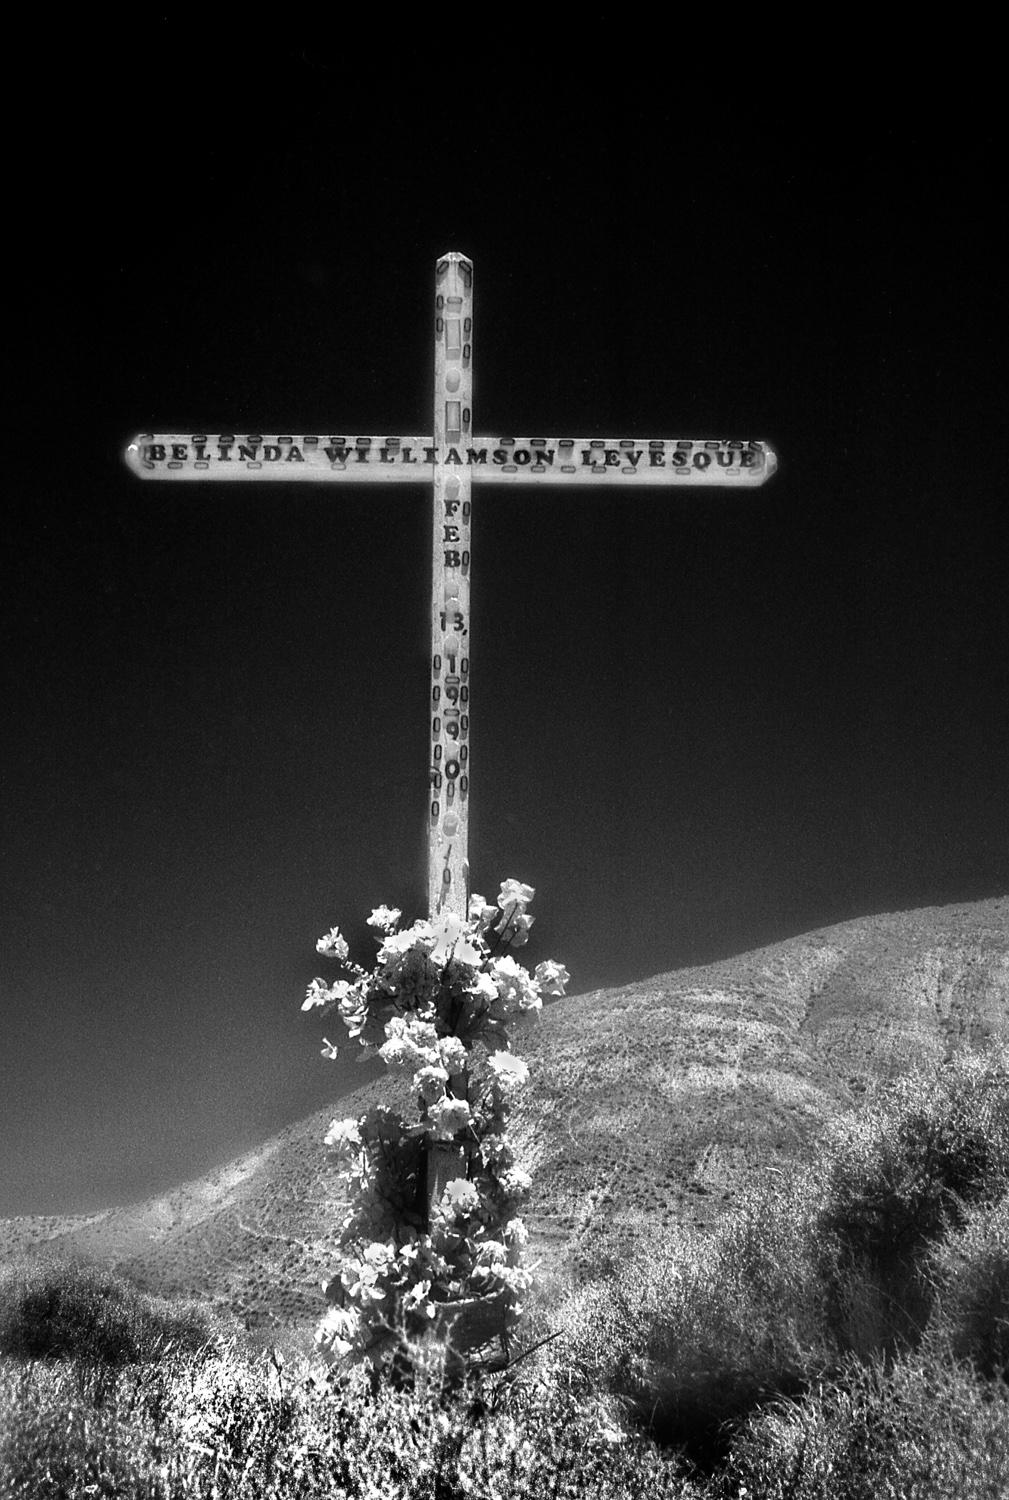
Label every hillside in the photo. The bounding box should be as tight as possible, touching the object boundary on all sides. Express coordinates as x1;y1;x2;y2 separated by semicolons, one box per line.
3;895;1006;1347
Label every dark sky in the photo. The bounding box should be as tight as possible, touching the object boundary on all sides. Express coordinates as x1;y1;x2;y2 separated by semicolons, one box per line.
3;33;1006;1216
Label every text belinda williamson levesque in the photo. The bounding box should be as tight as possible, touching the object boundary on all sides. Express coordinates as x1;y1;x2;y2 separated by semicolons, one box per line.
126;436;776;484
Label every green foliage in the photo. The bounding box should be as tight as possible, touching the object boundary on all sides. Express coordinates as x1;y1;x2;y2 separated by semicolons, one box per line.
722;1353;1009;1500
0;1258;217;1369
552;1190;829;1464
550;1046;1009;1464
814;1048;1009;1359
0;1333;695;1498
5;1048;1007;1494
0;1354;192;1498
816;1052;1009;1248
927;1194;1009;1378
4;1298;1006;1500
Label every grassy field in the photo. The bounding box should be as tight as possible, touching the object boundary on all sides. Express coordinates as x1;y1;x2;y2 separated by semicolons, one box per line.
2;1047;1008;1497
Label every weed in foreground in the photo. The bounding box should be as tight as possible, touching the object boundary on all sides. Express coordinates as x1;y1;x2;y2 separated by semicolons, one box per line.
721;1352;1009;1500
0;1330;697;1499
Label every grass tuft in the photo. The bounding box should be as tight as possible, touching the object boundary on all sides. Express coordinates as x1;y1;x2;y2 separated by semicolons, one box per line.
722;1352;1009;1500
926;1193;1009;1379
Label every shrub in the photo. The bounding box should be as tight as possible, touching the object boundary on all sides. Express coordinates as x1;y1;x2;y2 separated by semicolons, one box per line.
927;1194;1009;1378
547;1047;1009;1463
722;1352;1009;1500
0;1335;695;1499
814;1048;1009;1359
548;1191;830;1467
0;1258;217;1369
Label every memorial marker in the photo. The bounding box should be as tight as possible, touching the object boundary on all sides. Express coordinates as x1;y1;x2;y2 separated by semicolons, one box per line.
126;252;777;924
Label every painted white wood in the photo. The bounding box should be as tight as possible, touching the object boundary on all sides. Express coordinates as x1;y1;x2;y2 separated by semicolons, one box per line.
126;434;776;484
430;254;474;918
125;254;777;928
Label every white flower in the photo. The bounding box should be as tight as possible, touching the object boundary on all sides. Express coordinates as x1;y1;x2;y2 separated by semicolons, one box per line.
534;960;570;996
403;1279;435;1316
324;1117;362;1163
499;1165;532;1198
316;1304;358;1360
497;879;535;911
375;930;442;1005
377;928;416;959
469;894;498;932
316;927;350;962
340;1241;394;1306
427;1096;472;1140
303;977;356;1013
367;905;402;931
415;1064;449;1104
467;971;498;1005
303;978;331;1011
488;1051;530;1093
442;1178;480;1215
379;1014;440;1071
490;957;542;1013
320;1037;339;1060
406;1015;440;1049
377;919;436;965
437;1036;469;1075
429;911;484;968
503;912;534;946
379;1038;410;1071
343;1264;386;1305
504;1216;529;1247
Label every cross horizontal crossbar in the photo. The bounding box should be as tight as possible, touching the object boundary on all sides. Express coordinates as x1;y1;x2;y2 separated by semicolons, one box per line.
125;250;778;933
126;434;776;485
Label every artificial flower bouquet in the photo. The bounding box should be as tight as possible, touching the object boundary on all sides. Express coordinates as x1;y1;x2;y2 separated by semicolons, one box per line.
302;882;568;1374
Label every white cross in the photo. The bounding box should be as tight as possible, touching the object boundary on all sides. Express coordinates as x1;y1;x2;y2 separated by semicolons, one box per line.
127;251;777;923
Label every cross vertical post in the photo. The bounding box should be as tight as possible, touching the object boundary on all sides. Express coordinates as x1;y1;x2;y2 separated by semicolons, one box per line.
429;254;474;921
425;253;475;1237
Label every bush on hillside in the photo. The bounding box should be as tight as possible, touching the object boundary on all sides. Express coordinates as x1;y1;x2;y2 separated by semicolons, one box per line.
0;1258;217;1368
927;1194;1009;1379
547;1047;1009;1461
814;1048;1009;1358
548;1194;829;1465
722;1352;1009;1500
